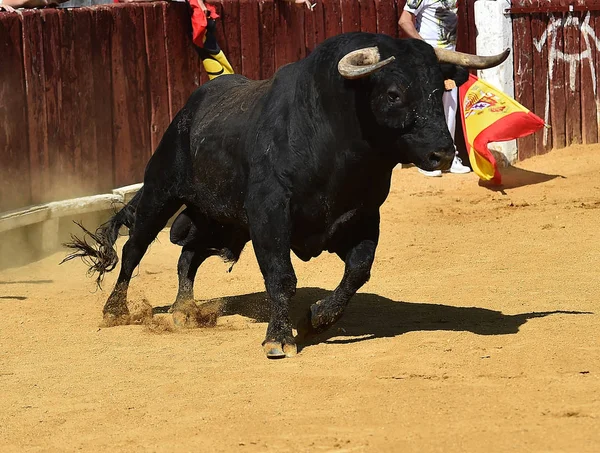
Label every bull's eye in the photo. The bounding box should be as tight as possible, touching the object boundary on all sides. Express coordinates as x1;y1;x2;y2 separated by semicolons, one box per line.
387;89;401;103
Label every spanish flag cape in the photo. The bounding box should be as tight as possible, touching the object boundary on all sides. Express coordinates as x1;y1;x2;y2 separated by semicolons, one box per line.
459;74;545;185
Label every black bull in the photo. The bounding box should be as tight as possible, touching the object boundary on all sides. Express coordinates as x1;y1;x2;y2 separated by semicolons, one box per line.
64;32;508;359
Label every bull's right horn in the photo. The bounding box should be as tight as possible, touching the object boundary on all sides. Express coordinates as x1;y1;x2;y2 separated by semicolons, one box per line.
338;47;396;80
434;47;510;69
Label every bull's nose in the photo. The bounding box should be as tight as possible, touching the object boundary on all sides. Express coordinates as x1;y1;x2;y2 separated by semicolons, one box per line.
427;148;455;171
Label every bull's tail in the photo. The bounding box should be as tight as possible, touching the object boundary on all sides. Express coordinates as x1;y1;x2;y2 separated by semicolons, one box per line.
60;189;143;286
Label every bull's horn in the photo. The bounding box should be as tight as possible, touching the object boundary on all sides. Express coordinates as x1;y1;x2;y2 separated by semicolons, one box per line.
338;47;396;80
434;47;510;69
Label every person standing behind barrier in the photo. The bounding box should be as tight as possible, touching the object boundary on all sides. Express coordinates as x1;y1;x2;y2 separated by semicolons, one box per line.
398;0;471;177
0;0;68;11
117;0;234;80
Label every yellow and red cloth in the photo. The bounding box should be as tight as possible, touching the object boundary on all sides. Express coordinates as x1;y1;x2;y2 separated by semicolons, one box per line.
459;74;545;185
188;0;219;49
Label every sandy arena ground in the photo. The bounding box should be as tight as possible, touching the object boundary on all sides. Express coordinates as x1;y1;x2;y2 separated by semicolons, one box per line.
1;145;599;452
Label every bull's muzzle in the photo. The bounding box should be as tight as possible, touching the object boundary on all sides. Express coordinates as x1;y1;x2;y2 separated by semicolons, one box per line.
427;147;455;171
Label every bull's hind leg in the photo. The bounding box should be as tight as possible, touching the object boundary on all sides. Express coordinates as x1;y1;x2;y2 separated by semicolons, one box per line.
170;246;212;327
297;214;380;338
170;218;249;328
247;195;297;359
103;189;182;326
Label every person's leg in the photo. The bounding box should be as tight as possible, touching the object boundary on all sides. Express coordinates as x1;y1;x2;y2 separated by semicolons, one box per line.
444;88;457;141
444;87;471;174
198;17;234;79
189;0;234;80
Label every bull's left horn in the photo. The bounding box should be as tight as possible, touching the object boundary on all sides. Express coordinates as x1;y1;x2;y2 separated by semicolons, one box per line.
434;47;510;69
338;47;396;80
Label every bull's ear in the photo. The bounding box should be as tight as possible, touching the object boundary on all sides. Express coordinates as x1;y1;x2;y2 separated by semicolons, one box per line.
440;64;469;89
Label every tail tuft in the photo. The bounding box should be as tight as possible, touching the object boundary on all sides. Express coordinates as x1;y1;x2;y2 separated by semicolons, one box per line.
61;221;120;288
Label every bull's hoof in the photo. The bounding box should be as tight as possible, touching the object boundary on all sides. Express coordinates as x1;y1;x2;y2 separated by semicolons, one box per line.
171;300;203;328
296;301;329;339
101;299;152;327
127;299;153;324
172;307;200;328
172;299;221;328
283;343;298;357
101;313;131;327
262;341;297;359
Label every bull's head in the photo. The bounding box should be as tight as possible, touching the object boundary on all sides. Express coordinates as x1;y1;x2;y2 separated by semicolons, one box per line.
336;41;509;171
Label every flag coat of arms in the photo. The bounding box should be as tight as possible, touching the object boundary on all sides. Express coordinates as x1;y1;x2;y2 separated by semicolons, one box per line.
459;74;546;185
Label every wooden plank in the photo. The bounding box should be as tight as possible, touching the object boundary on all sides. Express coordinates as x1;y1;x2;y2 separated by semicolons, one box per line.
72;8;101;196
581;11;598;144
304;0;326;54
324;0;341;41
221;0;243;73
239;0;261;80
375;0;397;38
341;0;360;34
549;13;567;149
513;15;536;159
0;13;31;212
111;4;152;187
564;11;582;146
91;6;115;193
273;0;293;68
531;13;553;154
57;9;82;200
456;0;469;52
258;0;276;78
323;0;342;39
143;3;172;151
40;9;67;204
289;1;306;62
359;0;377;34
21;10;49;206
165;2;202;120
468;0;477;55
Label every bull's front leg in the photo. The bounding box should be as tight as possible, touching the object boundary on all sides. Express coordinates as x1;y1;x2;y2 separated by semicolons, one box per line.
247;193;297;359
298;214;379;337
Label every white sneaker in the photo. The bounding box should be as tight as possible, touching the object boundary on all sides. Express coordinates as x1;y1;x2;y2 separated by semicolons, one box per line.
449;155;471;174
418;168;442;177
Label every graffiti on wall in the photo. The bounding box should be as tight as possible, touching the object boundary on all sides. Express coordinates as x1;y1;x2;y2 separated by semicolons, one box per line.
533;12;599;145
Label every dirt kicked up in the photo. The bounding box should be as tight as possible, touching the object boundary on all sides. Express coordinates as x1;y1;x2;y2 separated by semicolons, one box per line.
1;145;599;452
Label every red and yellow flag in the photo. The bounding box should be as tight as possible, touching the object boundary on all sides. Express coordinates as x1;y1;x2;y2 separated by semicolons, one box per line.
459;74;545;185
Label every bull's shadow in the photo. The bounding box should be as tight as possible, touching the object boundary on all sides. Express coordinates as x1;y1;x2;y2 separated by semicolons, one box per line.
191;287;590;350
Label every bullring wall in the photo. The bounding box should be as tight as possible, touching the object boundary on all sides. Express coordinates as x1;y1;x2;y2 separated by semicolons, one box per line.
0;0;480;214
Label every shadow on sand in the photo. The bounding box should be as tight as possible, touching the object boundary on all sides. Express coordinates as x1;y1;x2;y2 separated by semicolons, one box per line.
479;166;564;192
154;287;591;350
0;280;52;301
0;279;54;285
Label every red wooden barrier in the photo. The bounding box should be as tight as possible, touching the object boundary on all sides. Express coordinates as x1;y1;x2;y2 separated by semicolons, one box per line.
511;1;600;159
22;11;47;206
0;14;30;211
1;0;476;214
